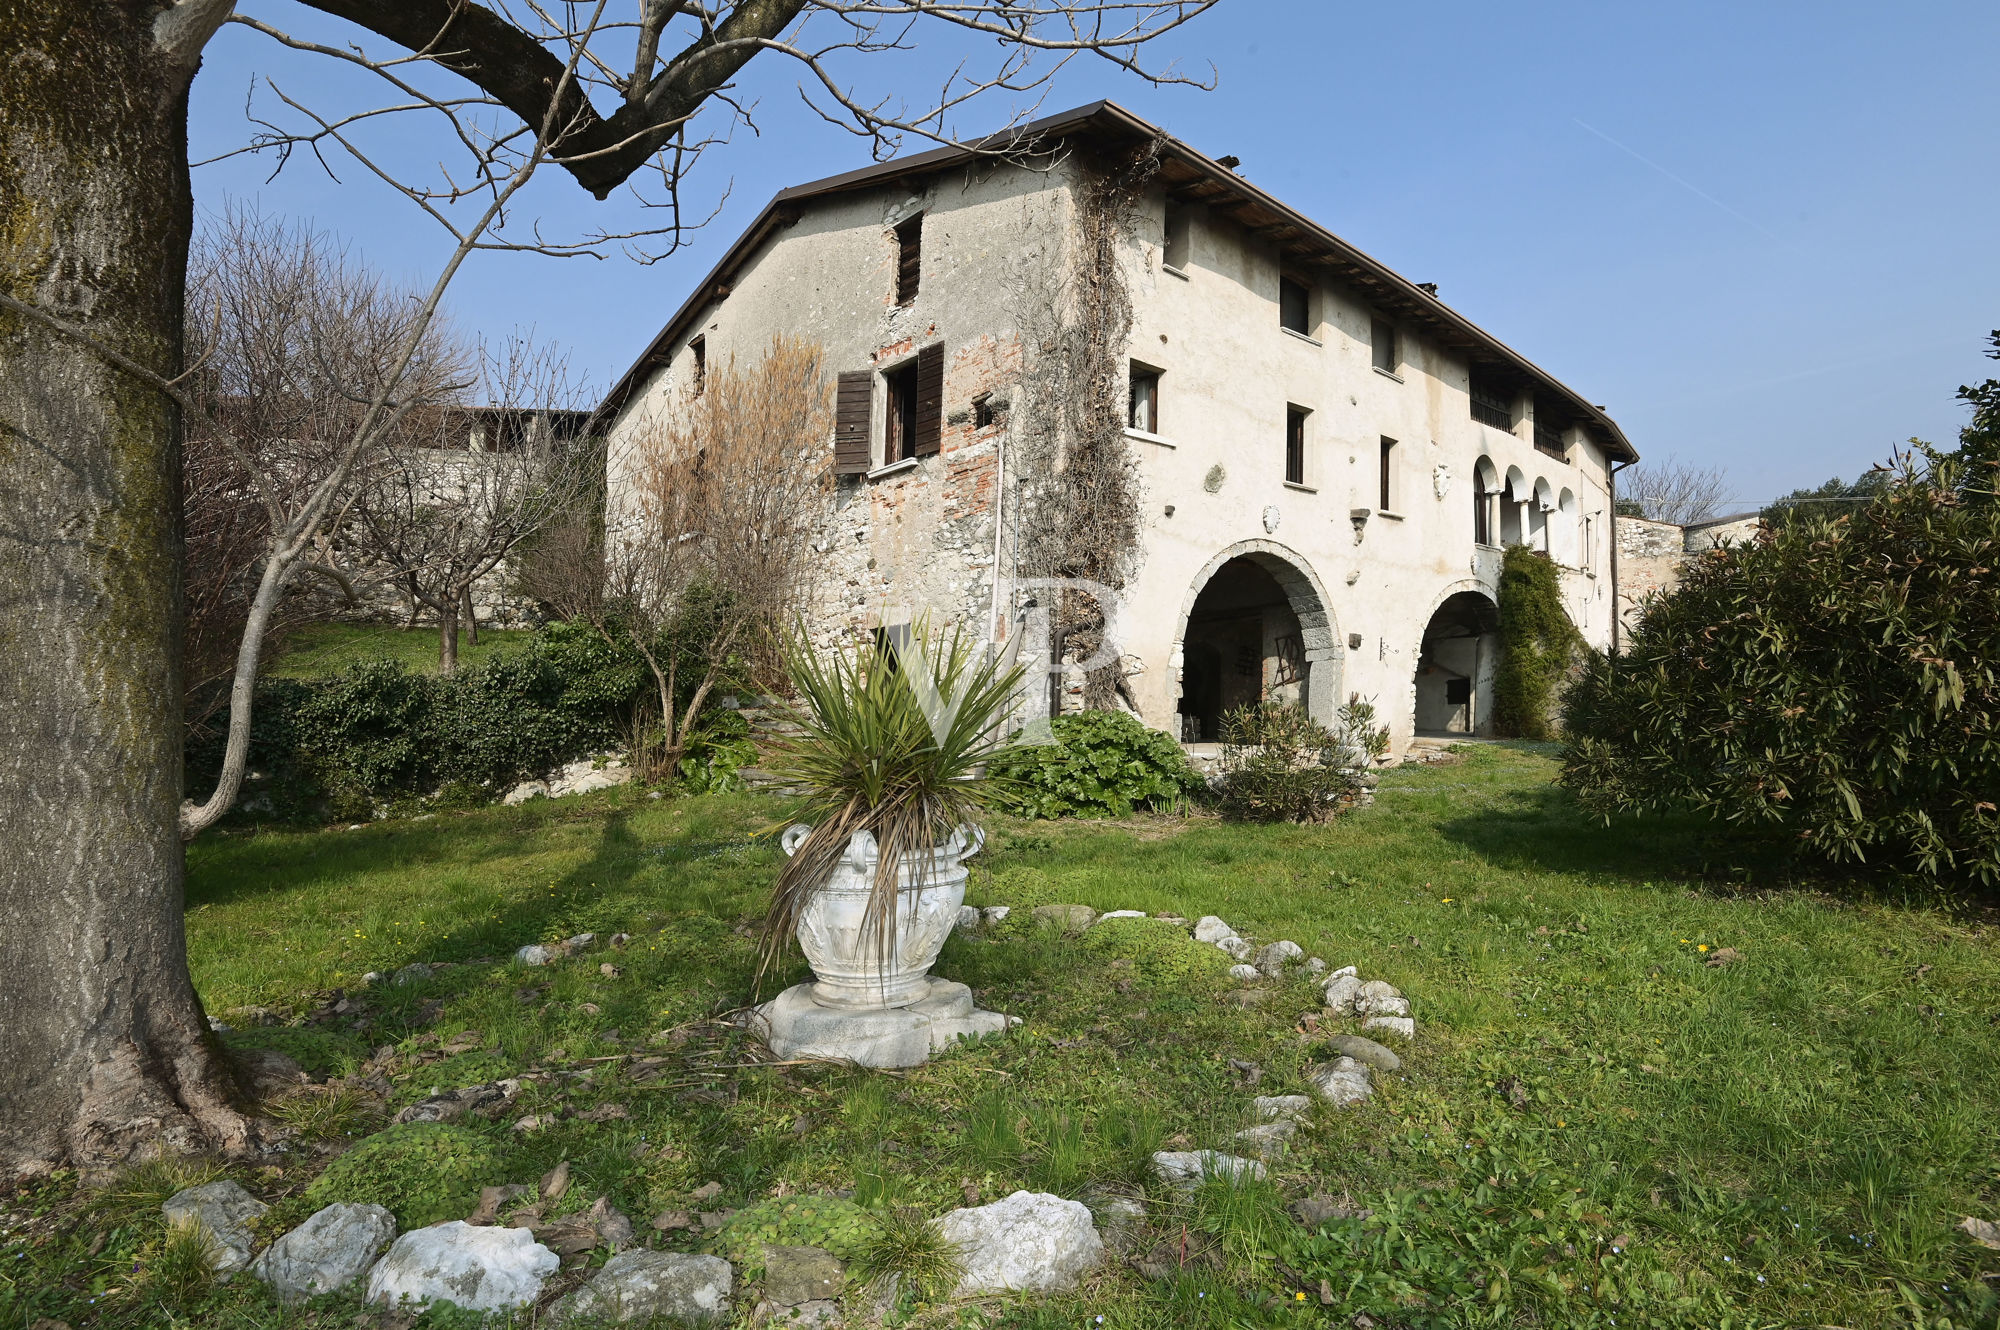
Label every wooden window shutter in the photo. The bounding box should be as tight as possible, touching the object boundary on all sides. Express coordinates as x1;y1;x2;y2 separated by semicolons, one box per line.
912;342;945;456
834;370;873;475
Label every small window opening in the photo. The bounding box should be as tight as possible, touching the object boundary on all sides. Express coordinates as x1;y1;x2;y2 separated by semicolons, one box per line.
1379;436;1397;511
1473;467;1493;545
1163;206;1191;270
883;360;919;463
1285;406;1308;486
1534;410;1567;459
1279;276;1311;335
894;214;923;305
1129;365;1161;434
689;335;706;396
972;393;996;429
1370;318;1397;374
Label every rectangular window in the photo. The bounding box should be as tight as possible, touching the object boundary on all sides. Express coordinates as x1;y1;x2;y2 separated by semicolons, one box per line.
894;214;923;305
1129;364;1160;434
884;360;919;462
1279;276;1311;335
972;392;996;429
1534;414;1567;459
1286;406;1308;485
1163;206;1191;270
1370;318;1397;374
1379;436;1397;511
689;335;706;396
1470;376;1513;431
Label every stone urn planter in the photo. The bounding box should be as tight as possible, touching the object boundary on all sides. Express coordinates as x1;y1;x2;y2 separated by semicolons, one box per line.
752;821;1008;1068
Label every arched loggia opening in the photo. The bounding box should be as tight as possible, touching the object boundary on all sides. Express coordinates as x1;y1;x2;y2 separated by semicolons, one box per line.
1173;542;1338;742
1415;589;1500;736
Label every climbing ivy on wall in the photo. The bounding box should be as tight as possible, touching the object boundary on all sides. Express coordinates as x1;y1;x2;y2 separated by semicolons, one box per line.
1009;140;1161;709
1492;545;1583;740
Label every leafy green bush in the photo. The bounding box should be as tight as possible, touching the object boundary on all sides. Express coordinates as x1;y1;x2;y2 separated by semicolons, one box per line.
1493;545;1583;740
186;620;650;820
301;1124;509;1228
713;1195;881;1279
992;711;1197;818
1560;451;1999;884
1211;700;1383;823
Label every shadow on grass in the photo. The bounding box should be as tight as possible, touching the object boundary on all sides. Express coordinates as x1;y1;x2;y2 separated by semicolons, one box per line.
1431;768;1801;888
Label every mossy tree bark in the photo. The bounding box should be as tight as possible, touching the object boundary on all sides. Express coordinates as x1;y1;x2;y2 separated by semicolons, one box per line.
0;2;259;1183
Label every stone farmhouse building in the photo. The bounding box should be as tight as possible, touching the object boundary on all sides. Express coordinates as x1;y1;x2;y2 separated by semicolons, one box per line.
596;102;1641;754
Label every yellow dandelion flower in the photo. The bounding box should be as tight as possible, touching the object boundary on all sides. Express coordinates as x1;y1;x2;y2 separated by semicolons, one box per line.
1697;944;1709;952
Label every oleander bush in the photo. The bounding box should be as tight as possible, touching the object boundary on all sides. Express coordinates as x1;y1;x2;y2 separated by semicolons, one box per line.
1211;699;1386;824
992;710;1198;818
1561;450;2000;885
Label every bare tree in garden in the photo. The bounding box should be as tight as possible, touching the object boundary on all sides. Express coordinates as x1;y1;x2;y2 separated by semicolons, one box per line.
348;344;597;674
0;0;1216;1182
534;336;834;781
180;206;468;729
1619;455;1734;524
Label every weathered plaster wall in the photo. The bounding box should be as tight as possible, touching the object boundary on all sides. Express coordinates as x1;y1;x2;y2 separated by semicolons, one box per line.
603;162;1075;651
605;155;1626;755
1113;183;1616;751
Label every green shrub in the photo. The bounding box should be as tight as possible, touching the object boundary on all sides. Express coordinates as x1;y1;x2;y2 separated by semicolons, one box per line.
1211;701;1382;823
302;1124;509;1228
1493;545;1583;740
185;621;650;820
712;1195;882;1279
993;710;1197;818
1560;451;2000;884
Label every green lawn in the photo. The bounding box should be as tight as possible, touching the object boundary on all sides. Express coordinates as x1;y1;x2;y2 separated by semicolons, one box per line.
265;622;540;679
6;746;1997;1328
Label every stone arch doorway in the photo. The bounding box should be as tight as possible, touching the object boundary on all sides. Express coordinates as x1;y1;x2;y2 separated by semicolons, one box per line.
1415;587;1499;736
1173;541;1339;741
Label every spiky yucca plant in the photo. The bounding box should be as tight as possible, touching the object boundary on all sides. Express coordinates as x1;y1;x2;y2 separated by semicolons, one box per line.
760;621;1028;979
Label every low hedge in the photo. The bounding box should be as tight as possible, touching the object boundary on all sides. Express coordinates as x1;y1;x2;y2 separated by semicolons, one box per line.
185;620;647;821
992;711;1198;818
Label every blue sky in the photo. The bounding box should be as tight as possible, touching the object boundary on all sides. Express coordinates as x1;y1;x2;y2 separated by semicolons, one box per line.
190;2;2000;507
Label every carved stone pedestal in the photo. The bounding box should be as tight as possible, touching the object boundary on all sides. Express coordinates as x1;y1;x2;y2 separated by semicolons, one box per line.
751;977;1010;1069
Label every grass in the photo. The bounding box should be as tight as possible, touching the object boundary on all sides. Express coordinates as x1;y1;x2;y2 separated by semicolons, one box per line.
264;621;539;679
3;744;1997;1329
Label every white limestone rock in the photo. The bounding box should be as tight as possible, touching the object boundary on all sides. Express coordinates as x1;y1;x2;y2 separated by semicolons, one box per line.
514;943;558;966
252;1202;396;1303
553;1250;733;1324
1363;1015;1416;1039
1150;1150;1267;1190
1357;979;1402;1006
1218;937;1257;962
365;1221;558;1313
1321;974;1363;1015
162;1180;267;1274
1253;1095;1313;1123
1098;910;1148;922
936;1191;1104;1297
1312;1057;1374;1108
1227;964;1261;982
502;780;549;806
1361;994;1411;1018
981;905;1010;927
1254;940;1303;976
1192;916;1237;945
1327;965;1358;980
1304;957;1328;973
548;758;632;799
956;905;982;932
1233;1120;1298;1156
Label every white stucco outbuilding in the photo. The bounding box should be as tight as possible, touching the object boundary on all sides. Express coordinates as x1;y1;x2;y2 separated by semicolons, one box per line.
596;102;1640;754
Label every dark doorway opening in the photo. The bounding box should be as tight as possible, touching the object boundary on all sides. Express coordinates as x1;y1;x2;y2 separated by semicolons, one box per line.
1177;557;1308;741
1415;591;1499;736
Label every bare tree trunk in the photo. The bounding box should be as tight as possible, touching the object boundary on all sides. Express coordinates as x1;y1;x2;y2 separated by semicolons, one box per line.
462;583;480;645
0;3;260;1184
438;599;462;675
